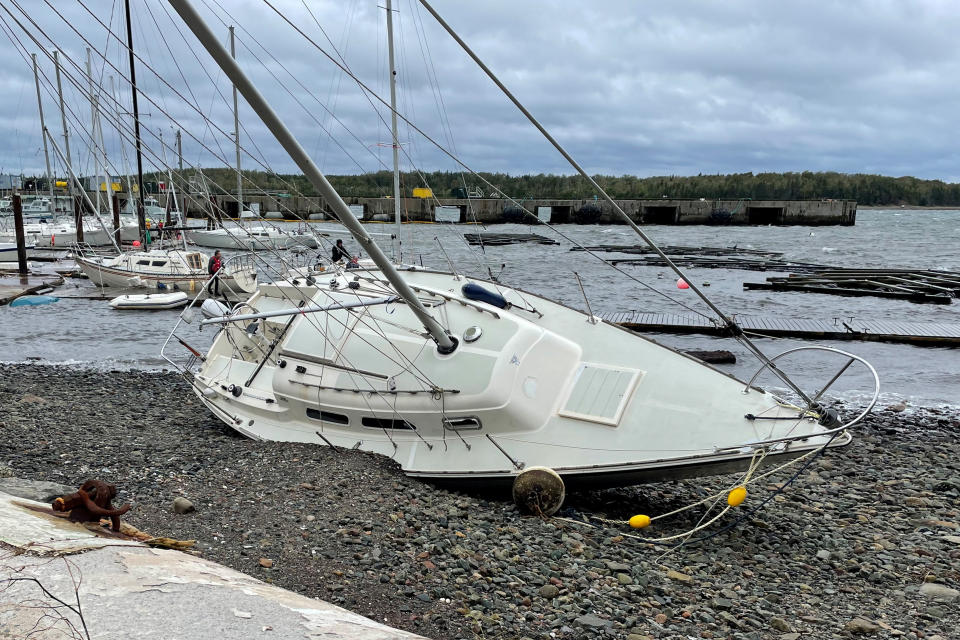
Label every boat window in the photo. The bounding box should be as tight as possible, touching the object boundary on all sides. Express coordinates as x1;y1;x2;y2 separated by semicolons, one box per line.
151;260;167;267
361;416;416;430
186;253;203;269
442;416;482;431
136;260;151;266
306;408;349;425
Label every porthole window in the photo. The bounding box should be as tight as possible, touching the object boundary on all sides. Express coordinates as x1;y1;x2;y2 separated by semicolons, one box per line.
361;416;416;430
306;408;349;425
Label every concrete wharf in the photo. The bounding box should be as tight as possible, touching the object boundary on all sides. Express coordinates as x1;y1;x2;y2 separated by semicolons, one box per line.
603;311;960;347
182;195;856;226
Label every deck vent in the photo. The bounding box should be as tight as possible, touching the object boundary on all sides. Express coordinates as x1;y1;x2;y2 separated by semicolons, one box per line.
443;416;482;431
559;363;642;426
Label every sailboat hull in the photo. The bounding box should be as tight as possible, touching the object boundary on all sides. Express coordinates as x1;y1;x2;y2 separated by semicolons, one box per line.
186;267;848;488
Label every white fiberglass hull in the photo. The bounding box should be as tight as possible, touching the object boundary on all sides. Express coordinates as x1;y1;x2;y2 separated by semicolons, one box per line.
75;250;257;294
184;267;850;488
187;228;317;250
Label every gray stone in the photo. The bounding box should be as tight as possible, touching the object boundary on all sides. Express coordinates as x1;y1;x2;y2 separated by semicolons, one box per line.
842;617;879;635
538;584;559;599
605;560;630;572
918;582;960;603
712;597;734;610
769;617;792;632
616;573;633;585
0;478;74;503
172;497;196;514
574;613;612;628
815;549;832;561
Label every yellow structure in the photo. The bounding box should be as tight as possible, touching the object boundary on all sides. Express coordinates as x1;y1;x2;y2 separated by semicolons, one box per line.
412;187;433;199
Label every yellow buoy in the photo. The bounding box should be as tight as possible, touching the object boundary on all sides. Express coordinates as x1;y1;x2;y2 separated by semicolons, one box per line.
628;514;651;529
727;486;747;507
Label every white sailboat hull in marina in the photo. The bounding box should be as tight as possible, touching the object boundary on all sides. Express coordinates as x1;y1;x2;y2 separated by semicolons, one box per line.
75;249;258;294
184;266;850;488
187;227;317;250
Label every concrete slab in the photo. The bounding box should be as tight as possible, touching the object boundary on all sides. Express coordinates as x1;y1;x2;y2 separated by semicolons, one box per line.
0;493;427;639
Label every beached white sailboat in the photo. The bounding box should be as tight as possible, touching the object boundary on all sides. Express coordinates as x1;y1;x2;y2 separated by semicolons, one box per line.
163;0;877;497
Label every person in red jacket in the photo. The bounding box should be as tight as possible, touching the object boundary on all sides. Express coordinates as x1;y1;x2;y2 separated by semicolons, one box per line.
207;250;223;296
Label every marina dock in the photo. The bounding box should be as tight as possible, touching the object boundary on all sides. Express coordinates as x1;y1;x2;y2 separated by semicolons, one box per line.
605;311;960;347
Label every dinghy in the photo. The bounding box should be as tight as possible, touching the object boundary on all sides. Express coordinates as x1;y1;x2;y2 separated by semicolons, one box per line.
109;291;190;310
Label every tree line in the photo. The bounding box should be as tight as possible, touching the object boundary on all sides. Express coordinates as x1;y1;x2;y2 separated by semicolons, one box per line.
23;169;960;206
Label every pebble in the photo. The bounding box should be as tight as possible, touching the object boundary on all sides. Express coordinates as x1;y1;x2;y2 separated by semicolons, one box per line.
172;497;195;514
538;584;559;599
2;365;959;640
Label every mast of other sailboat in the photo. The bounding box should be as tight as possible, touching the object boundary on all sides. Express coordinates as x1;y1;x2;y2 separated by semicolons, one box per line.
386;0;402;261
124;0;147;244
31;54;55;215
231;25;243;220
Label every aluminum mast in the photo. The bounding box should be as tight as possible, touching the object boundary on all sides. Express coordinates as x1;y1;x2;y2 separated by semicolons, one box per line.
31;54;55;214
230;26;243;218
167;0;456;353
386;0;402;260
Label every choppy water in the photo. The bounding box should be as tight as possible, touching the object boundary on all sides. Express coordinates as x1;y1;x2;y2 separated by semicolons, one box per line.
2;209;957;408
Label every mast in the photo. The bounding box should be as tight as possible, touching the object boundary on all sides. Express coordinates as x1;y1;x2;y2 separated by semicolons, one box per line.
85;49;102;214
53;51;73;199
84;51;117;234
230;26;242;217
385;0;402;260
176;128;184;217
124;0;146;242
168;0;456;353
111;75;135;207
31;54;55;215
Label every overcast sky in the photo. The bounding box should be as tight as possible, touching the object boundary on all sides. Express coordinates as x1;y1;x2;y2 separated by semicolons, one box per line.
1;0;959;185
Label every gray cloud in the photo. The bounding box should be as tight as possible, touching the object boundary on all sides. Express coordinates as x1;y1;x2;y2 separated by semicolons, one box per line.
1;0;958;187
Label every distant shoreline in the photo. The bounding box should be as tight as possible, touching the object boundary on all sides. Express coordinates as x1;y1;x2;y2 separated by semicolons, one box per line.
860;205;960;210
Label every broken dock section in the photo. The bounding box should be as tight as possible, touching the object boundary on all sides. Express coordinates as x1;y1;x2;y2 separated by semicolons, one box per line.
604;312;960;347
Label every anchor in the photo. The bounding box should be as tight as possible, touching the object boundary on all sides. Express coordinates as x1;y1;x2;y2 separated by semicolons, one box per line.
52;479;131;532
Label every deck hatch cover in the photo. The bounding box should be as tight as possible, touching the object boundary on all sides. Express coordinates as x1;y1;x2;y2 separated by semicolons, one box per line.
559;363;642;426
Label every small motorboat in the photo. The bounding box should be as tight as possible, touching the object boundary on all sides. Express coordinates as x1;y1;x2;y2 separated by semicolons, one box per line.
109;291;190;310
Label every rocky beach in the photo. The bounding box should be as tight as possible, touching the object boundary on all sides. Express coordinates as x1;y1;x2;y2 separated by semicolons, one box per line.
1;364;958;639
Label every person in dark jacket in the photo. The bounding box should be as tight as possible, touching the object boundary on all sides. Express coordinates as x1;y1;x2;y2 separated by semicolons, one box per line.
331;239;352;263
207;250;222;296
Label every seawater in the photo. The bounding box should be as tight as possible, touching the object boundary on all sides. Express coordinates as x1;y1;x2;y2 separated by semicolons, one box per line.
1;209;957;408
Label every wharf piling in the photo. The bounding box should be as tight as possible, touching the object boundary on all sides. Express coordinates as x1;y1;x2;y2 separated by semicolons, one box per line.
11;194;28;275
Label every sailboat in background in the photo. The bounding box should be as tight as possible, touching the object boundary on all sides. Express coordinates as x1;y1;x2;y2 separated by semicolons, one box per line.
161;0;879;502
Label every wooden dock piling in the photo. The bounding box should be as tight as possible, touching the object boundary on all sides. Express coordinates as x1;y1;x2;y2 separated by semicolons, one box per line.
12;194;28;276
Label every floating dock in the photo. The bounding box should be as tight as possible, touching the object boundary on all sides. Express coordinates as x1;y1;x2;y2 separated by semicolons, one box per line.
605;311;960;347
744;269;960;305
